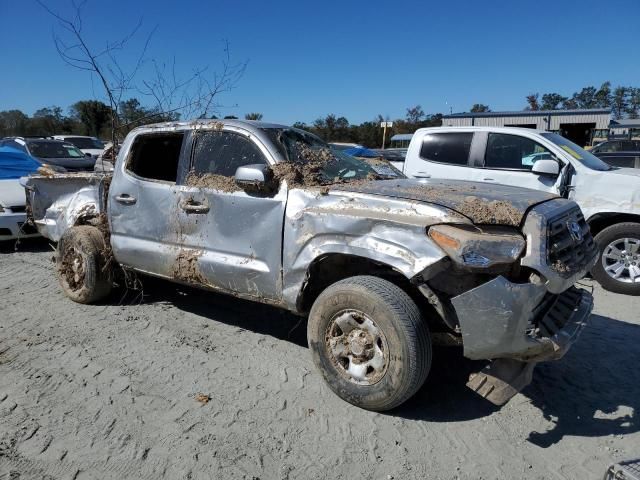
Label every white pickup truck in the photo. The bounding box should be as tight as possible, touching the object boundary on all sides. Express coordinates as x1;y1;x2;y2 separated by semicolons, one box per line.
403;126;640;295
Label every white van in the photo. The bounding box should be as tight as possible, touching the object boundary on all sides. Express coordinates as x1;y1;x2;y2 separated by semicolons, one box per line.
403;126;640;295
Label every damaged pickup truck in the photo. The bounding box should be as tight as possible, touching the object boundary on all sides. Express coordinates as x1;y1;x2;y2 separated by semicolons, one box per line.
23;119;598;411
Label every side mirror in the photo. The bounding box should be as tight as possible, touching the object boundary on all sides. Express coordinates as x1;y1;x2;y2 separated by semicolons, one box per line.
85;152;92;157
234;164;272;188
532;159;560;176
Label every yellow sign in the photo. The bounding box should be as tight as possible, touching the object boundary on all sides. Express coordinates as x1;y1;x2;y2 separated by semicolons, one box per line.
560;145;583;160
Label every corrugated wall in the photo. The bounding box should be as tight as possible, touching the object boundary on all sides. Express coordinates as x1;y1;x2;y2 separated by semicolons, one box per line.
442;113;610;130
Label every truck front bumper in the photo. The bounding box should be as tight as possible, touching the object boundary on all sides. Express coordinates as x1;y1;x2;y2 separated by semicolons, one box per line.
450;276;593;405
451;276;593;362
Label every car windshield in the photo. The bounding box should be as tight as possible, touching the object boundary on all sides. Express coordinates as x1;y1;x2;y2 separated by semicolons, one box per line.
264;128;402;181
541;133;611;171
64;137;104;149
28;141;85;159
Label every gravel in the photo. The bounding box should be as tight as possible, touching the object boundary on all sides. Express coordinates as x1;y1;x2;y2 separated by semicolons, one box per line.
1;239;639;479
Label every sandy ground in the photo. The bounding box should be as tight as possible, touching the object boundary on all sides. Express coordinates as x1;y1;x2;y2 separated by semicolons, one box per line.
0;239;638;480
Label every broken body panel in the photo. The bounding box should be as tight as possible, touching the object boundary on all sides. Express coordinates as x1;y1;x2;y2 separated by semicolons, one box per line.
23;119;597;405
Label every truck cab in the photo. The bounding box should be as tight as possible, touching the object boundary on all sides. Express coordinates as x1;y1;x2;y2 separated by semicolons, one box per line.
403;126;640;295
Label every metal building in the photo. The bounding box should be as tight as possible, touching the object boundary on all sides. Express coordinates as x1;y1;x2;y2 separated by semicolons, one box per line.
441;109;611;146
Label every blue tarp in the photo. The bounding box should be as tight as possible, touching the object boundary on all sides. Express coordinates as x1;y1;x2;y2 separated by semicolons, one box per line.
343;147;379;158
0;147;41;179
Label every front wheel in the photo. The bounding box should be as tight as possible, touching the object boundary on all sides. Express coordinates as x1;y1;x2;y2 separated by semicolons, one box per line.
307;275;431;411
591;222;640;296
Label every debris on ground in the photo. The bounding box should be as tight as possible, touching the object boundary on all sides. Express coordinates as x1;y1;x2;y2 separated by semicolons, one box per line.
195;393;211;405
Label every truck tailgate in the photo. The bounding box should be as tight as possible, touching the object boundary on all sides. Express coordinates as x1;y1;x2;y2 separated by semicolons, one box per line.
22;173;109;241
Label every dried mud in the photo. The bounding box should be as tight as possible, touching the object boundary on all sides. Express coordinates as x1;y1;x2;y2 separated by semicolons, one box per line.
173;250;207;284
185;172;241;193
456;197;523;226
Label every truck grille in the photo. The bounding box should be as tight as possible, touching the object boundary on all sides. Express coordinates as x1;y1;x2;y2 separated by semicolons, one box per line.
547;207;596;277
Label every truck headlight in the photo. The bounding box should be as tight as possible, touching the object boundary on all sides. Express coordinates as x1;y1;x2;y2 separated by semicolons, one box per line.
428;224;525;268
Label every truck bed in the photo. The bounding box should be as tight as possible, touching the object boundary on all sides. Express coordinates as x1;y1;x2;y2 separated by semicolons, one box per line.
22;172;110;241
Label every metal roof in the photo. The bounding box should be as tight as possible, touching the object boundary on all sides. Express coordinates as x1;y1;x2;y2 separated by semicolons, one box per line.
609;119;640;128
443;108;611;119
390;134;414;141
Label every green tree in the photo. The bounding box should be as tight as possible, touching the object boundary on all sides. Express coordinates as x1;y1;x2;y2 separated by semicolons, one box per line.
594;81;612;108
244;113;263;120
525;94;540;111
612;87;628;119
570;86;597;109
405;105;425;123
626;88;640;119
540;94;567;110
70;100;113;137
0;110;30;137
470;104;490;113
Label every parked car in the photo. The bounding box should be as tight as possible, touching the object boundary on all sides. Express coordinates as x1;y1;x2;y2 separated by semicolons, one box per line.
403;126;640;295
0;147;42;242
329;142;364;151
372;148;407;170
52;135;105;158
24;119;596;411
590;140;640;169
0;137;95;171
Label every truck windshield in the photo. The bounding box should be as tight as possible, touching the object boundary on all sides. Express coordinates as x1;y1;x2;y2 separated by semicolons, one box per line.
263;128;401;181
541;133;611;171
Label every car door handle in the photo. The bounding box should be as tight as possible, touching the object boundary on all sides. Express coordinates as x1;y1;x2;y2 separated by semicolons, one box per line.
114;194;137;205
180;201;210;214
483;178;495;181
414;172;431;178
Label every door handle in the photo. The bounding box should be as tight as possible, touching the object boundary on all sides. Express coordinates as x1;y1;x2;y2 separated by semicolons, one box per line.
483;178;495;181
114;194;137;205
414;172;431;178
180;201;210;214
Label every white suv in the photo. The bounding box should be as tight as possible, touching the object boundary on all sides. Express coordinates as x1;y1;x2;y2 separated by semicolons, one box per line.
403;126;640;295
52;135;104;158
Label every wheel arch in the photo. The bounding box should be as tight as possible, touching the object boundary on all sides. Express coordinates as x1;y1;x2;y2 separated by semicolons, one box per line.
295;253;434;320
588;212;640;237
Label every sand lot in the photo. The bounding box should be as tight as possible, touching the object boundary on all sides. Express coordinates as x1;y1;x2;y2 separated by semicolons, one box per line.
1;239;638;479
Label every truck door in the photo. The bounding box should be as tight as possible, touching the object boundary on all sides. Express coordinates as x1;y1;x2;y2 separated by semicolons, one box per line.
475;132;561;194
173;127;286;302
109;131;188;278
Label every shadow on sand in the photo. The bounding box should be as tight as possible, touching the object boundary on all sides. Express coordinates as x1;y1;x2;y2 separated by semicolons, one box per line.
119;277;639;446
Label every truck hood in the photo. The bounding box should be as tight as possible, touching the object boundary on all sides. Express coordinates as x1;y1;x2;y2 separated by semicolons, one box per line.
333;178;558;226
0;179;27;208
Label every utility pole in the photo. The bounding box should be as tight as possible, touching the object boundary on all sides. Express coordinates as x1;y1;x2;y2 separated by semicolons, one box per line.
380;121;393;149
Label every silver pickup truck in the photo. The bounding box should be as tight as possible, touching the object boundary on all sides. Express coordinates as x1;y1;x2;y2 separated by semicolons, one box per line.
23;119;597;411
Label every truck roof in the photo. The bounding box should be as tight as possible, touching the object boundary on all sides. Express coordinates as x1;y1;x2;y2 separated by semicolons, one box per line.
138;118;290;131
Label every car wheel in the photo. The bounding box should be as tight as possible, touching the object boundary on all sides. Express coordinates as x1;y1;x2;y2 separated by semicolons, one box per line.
307;275;431;411
591;222;640;296
56;226;112;303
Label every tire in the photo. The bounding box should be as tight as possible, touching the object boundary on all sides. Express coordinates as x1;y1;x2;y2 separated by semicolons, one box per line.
307;275;431;411
56;226;113;303
591;222;640;296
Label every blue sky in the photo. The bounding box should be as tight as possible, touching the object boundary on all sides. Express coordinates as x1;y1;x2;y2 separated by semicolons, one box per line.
1;0;639;124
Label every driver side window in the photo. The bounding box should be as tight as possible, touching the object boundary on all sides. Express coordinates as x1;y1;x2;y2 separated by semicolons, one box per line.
191;131;267;176
484;133;552;170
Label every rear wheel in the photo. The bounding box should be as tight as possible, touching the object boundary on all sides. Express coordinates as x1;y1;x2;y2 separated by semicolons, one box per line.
307;275;431;411
56;226;113;303
591;222;640;296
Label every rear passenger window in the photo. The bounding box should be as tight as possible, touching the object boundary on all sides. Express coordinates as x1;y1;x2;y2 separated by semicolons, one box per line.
126;133;184;182
484;133;552;170
191;130;266;176
420;133;473;165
